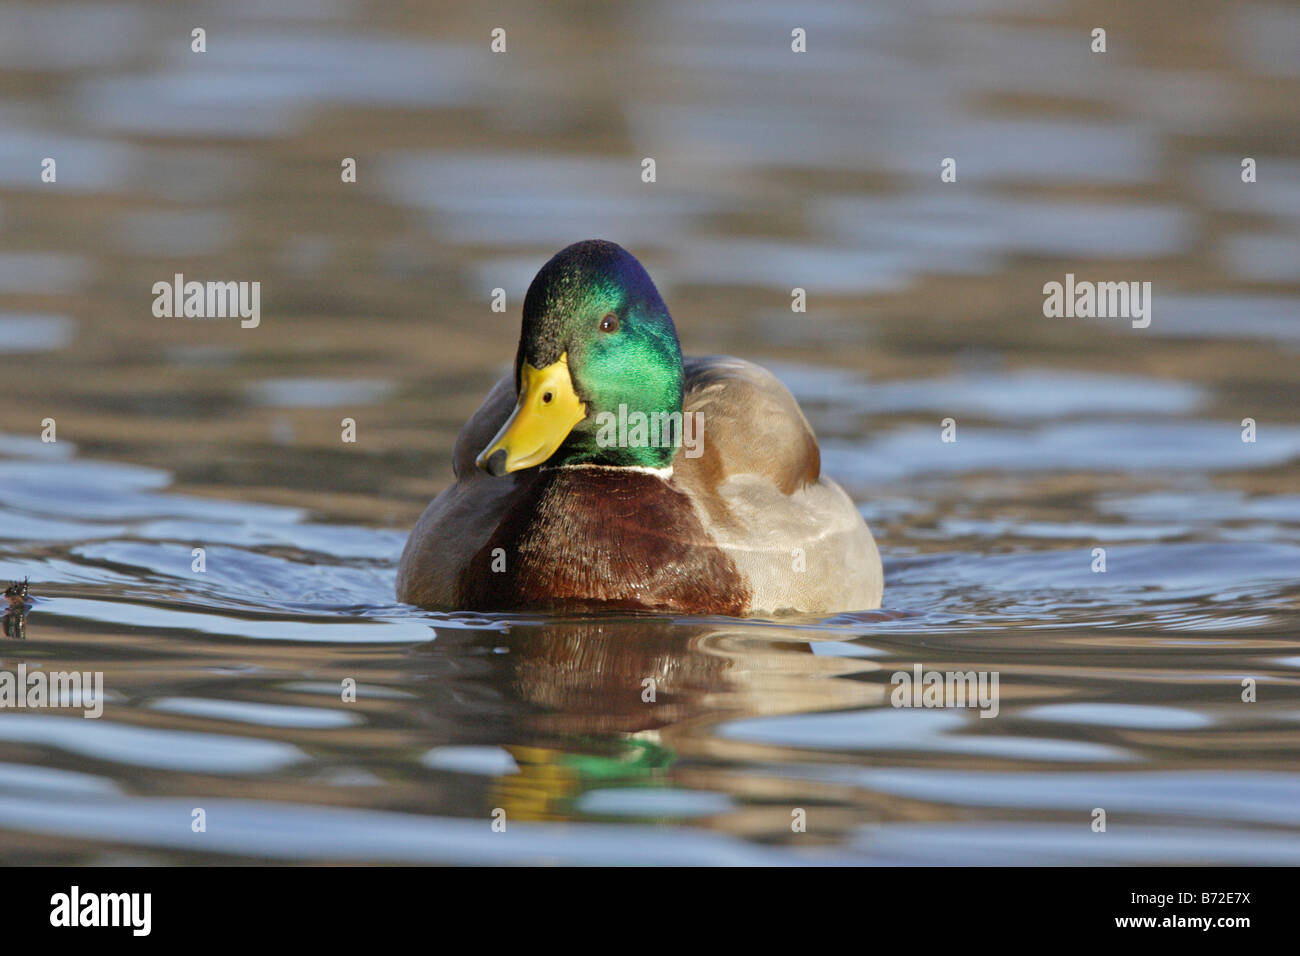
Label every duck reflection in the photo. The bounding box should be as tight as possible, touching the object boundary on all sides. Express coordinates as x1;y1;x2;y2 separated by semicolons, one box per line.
412;616;883;840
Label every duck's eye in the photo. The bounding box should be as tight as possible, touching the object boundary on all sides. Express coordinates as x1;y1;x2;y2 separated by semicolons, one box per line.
541;390;554;404
599;313;619;333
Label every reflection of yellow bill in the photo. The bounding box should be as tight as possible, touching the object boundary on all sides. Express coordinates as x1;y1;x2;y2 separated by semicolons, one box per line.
476;352;587;476
489;745;580;823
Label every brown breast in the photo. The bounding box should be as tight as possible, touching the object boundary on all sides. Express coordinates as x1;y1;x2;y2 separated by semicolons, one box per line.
457;467;749;615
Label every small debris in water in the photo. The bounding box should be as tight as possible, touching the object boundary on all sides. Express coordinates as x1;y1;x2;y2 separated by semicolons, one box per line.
3;577;31;639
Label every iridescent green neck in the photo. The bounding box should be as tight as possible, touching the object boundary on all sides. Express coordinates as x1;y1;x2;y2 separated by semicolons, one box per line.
558;332;684;470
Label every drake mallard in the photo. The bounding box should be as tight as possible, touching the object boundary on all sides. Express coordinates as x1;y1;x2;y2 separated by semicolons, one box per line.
397;240;882;616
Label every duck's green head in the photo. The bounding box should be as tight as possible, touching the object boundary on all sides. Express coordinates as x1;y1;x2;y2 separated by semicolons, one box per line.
476;240;684;475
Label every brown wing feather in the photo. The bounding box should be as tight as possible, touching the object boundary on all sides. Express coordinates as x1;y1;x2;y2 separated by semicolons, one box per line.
677;355;820;495
450;373;516;480
397;373;535;607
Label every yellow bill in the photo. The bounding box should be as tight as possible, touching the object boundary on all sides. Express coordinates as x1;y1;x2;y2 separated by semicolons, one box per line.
476;352;587;475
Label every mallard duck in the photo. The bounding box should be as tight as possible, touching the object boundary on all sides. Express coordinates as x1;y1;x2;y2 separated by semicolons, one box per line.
397;240;882;616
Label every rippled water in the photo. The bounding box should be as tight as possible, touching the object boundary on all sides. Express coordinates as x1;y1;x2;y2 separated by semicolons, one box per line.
1;0;1299;864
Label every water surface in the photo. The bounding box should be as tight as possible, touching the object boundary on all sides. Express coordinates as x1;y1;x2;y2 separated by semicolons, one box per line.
1;0;1298;864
